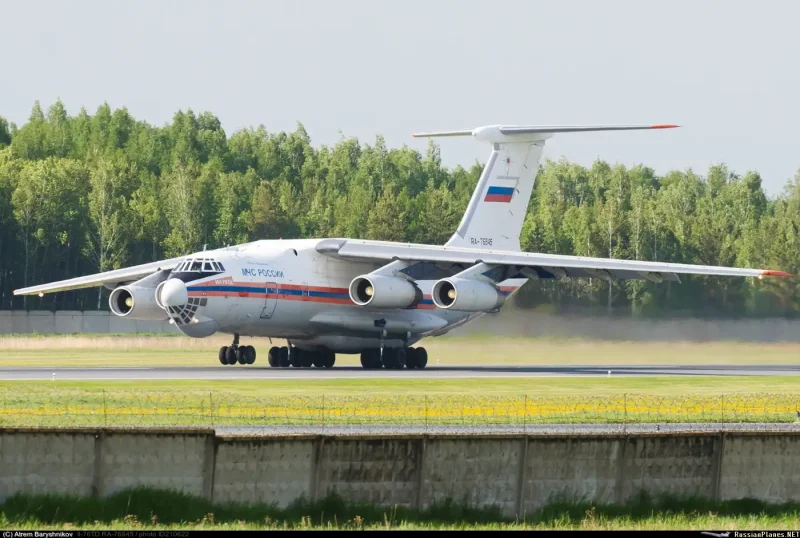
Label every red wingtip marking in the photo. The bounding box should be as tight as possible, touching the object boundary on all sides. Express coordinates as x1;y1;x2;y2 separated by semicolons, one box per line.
761;270;794;278
651;124;679;129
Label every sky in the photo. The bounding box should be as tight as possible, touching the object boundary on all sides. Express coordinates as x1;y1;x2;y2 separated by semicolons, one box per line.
2;0;799;194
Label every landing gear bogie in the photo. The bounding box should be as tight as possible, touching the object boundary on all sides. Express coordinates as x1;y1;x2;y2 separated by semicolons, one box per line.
358;346;428;370
382;347;406;370
266;346;335;368
218;334;257;366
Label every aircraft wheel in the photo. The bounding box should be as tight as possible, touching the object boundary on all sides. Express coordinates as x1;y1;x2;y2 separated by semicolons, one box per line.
416;347;428;369
394;347;407;370
244;345;256;365
382;348;402;370
236;346;247;365
312;352;324;368
278;347;291;368
324;351;336;368
361;350;379;369
219;346;229;365
302;352;314;368
405;348;418;369
225;346;238;366
268;346;280;367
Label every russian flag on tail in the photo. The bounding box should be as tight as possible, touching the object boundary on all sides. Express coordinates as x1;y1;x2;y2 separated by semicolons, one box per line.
484;186;514;203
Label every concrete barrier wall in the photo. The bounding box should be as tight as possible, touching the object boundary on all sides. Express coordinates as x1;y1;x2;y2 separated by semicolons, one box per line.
0;431;97;502
213;437;315;508
5;309;800;342
0;310;175;335
720;433;800;502
1;430;800;515
98;431;212;499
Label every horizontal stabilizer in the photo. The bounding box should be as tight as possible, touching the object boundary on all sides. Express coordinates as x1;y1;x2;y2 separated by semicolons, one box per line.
499;124;679;134
412;124;679;143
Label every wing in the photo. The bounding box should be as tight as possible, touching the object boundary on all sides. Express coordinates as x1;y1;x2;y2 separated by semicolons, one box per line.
316;239;792;282
13;257;184;296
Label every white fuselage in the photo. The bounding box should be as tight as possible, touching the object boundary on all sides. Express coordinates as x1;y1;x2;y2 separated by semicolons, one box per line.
164;238;525;353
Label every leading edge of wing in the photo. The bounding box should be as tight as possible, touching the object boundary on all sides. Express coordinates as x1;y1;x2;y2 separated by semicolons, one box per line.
328;240;793;279
13;257;183;296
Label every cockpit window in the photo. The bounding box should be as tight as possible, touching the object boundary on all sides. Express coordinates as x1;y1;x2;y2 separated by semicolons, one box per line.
174;258;223;274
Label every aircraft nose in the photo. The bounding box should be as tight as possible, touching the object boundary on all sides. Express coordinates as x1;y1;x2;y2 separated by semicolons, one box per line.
159;279;188;307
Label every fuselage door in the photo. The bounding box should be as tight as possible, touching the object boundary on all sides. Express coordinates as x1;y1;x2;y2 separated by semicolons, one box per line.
302;282;309;301
261;281;278;319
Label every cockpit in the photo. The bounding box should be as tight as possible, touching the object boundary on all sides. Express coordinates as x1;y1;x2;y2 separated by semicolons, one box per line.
173;258;226;273
168;257;226;283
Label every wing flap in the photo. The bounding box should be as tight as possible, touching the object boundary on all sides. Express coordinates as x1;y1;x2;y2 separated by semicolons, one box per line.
13;257;184;296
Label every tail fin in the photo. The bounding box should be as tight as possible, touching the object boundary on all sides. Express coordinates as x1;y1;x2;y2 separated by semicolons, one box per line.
413;124;678;251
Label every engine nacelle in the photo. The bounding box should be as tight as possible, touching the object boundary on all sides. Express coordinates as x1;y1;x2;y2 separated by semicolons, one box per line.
431;278;504;312
109;285;165;320
349;275;421;309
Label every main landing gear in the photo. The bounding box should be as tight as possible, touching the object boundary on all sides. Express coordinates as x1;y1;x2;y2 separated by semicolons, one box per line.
360;347;428;370
267;346;336;369
218;333;256;365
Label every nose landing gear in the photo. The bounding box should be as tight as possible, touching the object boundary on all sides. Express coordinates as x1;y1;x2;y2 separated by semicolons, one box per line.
218;333;257;365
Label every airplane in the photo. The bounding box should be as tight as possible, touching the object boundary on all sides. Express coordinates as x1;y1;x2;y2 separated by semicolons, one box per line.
13;124;793;369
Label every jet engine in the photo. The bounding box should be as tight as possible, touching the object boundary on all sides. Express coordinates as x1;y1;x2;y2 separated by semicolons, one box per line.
349;275;422;308
109;285;165;320
431;278;504;312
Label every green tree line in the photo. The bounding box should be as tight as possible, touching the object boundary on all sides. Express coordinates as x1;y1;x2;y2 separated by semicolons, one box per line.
0;100;798;317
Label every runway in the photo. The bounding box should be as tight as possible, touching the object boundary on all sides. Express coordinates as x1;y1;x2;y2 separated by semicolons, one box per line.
0;364;799;381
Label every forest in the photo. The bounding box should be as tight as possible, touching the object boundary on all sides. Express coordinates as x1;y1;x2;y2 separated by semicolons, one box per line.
0;100;798;318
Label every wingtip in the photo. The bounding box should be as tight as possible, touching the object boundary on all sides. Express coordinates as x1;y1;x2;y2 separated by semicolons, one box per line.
651;124;680;129
760;270;794;278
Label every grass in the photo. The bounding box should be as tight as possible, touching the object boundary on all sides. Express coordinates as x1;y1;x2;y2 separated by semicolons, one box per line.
1;376;798;396
1;380;799;427
2;334;800;366
1;334;798;427
1;487;799;530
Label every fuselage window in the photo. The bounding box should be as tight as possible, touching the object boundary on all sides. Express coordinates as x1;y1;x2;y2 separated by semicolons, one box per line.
203;261;214;272
190;260;202;272
211;262;220;271
217;262;226;272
